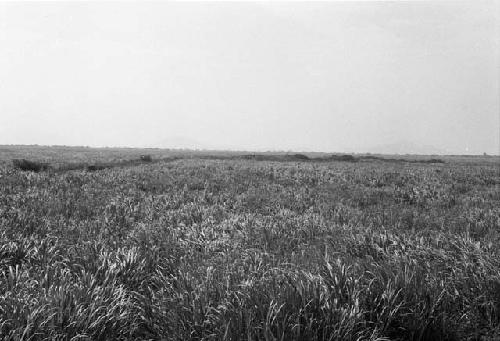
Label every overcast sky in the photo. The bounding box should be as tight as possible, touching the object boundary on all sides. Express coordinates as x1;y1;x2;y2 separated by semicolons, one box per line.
0;1;498;154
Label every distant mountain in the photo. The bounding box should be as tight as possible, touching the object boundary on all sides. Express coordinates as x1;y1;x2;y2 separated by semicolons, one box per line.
364;141;450;155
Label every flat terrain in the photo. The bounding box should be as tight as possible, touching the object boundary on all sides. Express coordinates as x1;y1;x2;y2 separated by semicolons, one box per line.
0;146;499;340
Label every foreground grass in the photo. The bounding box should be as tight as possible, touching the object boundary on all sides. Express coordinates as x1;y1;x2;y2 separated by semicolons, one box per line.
0;154;499;340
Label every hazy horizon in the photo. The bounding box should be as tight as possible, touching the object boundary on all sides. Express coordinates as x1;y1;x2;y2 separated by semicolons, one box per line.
1;1;498;155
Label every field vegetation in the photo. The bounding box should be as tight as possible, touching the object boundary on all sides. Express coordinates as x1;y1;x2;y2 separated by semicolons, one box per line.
0;146;499;340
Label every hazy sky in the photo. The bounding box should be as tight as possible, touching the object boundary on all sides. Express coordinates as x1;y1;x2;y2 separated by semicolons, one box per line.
0;1;498;154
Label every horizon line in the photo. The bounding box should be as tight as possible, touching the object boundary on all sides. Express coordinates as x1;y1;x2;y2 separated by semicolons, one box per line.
1;144;498;157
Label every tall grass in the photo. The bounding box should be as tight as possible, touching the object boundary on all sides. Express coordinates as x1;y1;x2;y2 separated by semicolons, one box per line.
0;156;499;340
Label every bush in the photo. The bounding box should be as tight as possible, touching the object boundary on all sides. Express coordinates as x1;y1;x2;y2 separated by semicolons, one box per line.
140;155;153;162
327;154;357;162
12;159;50;172
288;153;310;161
426;158;445;164
86;164;107;172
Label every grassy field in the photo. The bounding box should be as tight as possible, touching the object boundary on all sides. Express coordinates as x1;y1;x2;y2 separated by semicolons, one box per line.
0;146;499;340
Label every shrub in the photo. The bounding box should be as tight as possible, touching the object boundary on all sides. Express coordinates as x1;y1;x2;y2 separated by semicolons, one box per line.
86;164;107;172
426;158;445;164
140;155;153;162
12;159;50;172
288;153;310;161
327;154;357;162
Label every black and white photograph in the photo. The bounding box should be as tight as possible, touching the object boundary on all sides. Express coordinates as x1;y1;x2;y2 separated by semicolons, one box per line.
0;1;499;340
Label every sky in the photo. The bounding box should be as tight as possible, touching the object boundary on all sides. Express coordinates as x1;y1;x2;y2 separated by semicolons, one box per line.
0;1;498;154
